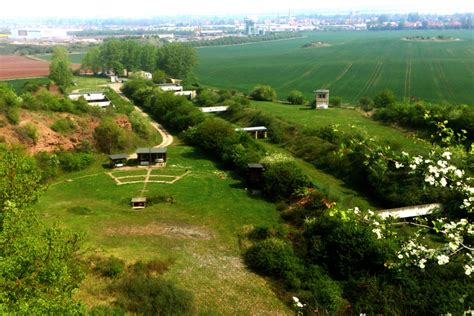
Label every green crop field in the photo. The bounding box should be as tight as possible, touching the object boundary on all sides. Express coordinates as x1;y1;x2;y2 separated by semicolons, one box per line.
36;145;289;314
34;52;86;64
196;30;474;105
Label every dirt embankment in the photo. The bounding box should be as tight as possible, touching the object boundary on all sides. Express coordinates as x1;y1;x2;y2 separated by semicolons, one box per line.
0;110;101;154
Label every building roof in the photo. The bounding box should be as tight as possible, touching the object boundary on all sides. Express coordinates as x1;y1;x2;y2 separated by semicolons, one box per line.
136;147;167;154
248;163;265;169
379;203;442;219
235;126;267;132
109;154;129;160
131;197;147;203
315;89;330;93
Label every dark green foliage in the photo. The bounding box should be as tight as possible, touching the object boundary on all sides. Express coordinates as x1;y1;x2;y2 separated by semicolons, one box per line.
248;225;286;241
89;305;126;316
330;96;342;107
0;84;21;124
303;212;395;279
51;117;76;135
358;95;374;111
94;120;129;154
156;43;198;79
58;152;93;172
373;89;396;108
262;162;310;200
152;69;168;84
244;238;303;278
67;206;93;215
195;89;220;107
188;32;301;47
95;257;125;278
287;90;305;105
250;85;277;101
35;152;60;180
105;89;134;115
115;275;194;315
5;107;20;125
130;259;173;276
49;47;73;89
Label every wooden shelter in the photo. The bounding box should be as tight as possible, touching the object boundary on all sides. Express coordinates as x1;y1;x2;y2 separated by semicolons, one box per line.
136;147;167;166
235;126;268;139
247;163;266;190
314;89;330;109
131;197;146;209
109;154;128;168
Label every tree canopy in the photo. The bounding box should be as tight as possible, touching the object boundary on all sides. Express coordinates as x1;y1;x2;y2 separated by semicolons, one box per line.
49;47;73;89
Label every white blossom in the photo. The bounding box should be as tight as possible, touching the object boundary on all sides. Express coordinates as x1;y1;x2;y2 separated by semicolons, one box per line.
437;255;450;265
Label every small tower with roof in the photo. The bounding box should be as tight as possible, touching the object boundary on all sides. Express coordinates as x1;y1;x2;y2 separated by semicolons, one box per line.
314;89;330;109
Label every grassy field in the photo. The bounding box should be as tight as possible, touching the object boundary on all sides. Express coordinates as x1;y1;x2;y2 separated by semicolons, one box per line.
34;52;86;64
70;76;110;92
196;30;474;105
1;77;51;93
36;145;290;314
250;101;429;154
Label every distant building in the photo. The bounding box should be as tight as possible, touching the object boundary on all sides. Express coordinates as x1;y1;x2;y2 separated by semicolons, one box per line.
245;18;256;36
68;92;112;108
109;154;129;168
156;84;196;99
314;89;329;109
131;197;147;209
9;29;69;40
136;147;167;166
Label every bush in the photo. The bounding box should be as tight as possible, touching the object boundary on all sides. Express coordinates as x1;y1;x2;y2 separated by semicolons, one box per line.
195;89;220;107
152;69;168;84
95;256;125;278
287;90;305;105
244;238;302;279
58;152;93;172
330;96;342;107
250;85;277;101
115;275;194;315
248;225;286;241
373;89;396;108
358;96;374;111
16;123;38;144
6;107;20;125
51;117;76;135
94;120;128;154
89;305;126;316
262;161;311;200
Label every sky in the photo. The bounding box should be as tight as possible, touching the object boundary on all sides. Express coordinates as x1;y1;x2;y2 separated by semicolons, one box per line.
1;0;473;18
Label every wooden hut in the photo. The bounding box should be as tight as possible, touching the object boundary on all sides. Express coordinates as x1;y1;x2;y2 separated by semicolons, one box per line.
109;154;128;168
235;126;268;139
247;163;266;190
136;147;167;166
131;197;147;209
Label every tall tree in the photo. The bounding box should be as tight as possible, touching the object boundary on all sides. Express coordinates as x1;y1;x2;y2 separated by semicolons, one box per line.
81;46;101;74
49;47;73;89
0;145;85;313
156;43;198;79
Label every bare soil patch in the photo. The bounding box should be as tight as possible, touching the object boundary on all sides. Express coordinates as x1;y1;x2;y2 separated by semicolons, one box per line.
0;55;50;79
104;221;213;240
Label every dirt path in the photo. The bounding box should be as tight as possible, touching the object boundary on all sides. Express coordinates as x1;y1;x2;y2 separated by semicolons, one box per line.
107;83;174;148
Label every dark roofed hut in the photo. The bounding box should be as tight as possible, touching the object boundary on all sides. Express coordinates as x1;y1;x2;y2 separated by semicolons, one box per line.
136;147;167;166
109;154;128;168
247;163;266;191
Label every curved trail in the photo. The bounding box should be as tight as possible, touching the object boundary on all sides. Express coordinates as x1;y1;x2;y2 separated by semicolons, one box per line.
107;83;174;148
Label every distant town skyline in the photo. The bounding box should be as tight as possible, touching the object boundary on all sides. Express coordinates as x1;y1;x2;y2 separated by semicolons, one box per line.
1;0;473;19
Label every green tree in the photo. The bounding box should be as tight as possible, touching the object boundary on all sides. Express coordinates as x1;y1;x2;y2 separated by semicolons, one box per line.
81;46;101;74
330;96;342;107
374;89;396;108
156;43;198;79
49;47;73;89
358;95;374;111
287;90;305;105
0;146;85;313
262;161;310;200
152;69;168;84
250;85;277;101
94;119;127;154
140;44;157;72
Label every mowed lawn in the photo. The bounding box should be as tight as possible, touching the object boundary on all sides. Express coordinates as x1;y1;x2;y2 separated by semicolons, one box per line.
196;30;474;105
250;101;428;154
36;145;290;315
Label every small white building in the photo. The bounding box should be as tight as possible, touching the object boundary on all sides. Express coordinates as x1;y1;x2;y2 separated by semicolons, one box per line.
200;106;229;113
314;89;330;109
157;83;183;92
174;90;197;99
68;92;112;108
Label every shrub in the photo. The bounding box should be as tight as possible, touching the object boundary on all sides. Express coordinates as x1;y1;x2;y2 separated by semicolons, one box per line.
95;256;125;278
248;225;286;241
373;89;396;108
16;123;38;144
244;238;302;278
287;90;305;105
330;96;342;107
195;89;220;107
250;85;277;101
358;96;374;111
89;305;126;316
51;117;76;135
262;161;311;200
94;120;128;154
115;275;194;315
6;107;20;125
58;152;93;172
152;69;168;84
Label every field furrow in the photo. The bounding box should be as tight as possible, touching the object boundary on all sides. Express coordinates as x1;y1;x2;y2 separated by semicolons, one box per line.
356;61;383;100
404;60;412;101
327;63;353;88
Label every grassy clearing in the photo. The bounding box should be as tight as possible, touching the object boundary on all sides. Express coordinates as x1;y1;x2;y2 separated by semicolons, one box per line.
36;145;290;314
70;76;109;92
250;101;429;154
1;77;51;93
196;30;474;105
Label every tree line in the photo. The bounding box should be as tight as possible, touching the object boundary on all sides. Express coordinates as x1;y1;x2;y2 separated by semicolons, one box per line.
188;32;302;47
81;39;197;79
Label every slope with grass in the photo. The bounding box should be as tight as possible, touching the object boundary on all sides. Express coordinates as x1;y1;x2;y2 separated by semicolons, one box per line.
36;144;290;314
249;101;428;154
196;30;474;105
